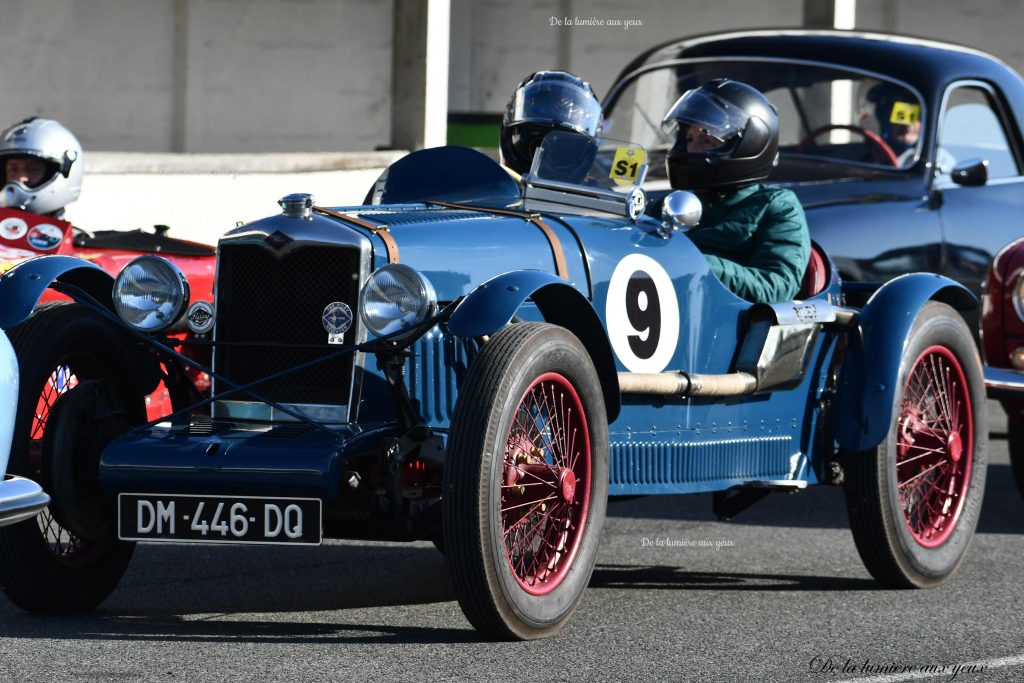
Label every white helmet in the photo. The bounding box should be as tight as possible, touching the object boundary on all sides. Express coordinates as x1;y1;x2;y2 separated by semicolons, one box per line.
0;117;83;215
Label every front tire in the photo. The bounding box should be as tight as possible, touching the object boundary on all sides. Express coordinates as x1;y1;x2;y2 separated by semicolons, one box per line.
0;303;141;613
844;301;987;587
444;323;609;640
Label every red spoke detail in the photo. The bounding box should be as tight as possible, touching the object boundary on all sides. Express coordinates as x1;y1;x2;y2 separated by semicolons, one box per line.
898;460;950;490
500;372;591;595
898;444;950;464
896;346;973;547
500;480;553;489
508;464;559;489
501;494;558;515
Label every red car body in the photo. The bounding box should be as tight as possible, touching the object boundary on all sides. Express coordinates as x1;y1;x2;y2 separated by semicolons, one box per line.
0;207;215;418
982;237;1024;494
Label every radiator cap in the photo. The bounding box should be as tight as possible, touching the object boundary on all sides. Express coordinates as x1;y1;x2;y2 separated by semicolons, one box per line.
279;193;314;219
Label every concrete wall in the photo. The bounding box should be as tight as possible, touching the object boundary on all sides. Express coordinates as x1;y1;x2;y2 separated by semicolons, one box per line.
856;0;1024;70
0;0;392;153
7;0;1024;155
449;0;806;111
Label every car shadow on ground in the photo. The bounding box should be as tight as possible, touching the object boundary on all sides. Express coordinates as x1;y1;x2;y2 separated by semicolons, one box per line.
0;613;480;645
607;464;1024;535
114;541;457;613
589;564;878;592
0;542;484;644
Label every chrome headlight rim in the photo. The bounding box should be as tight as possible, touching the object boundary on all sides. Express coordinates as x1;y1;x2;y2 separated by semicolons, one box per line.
1014;271;1024;323
359;264;437;338
112;255;191;333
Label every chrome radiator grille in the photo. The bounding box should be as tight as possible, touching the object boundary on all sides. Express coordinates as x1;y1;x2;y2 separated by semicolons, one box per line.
213;243;362;407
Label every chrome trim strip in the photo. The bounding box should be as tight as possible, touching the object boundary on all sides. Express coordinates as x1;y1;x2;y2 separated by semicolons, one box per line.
217;400;349;424
984;365;1024;399
0;475;49;528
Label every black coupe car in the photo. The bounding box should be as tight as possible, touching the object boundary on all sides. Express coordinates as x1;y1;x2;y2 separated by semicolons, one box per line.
604;29;1024;325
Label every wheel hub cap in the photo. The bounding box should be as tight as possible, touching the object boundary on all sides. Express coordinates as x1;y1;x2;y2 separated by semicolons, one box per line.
560;469;577;503
947;432;963;463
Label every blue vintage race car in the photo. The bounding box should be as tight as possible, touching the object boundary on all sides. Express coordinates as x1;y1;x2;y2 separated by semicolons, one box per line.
0;133;987;639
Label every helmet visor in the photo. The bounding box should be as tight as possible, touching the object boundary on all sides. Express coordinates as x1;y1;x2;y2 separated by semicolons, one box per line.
661;88;749;145
0;153;60;189
510;80;602;137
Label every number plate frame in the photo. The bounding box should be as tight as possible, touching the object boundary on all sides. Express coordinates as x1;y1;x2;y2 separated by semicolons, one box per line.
117;493;322;546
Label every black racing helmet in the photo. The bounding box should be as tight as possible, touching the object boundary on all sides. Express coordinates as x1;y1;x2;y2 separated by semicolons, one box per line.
500;70;602;176
662;79;779;191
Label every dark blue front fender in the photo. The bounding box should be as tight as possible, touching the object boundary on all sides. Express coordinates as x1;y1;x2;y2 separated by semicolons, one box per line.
836;274;977;452
0;256;114;329
447;270;620;421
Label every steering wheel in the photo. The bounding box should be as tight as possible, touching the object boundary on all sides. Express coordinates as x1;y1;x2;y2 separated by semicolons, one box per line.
795;124;900;167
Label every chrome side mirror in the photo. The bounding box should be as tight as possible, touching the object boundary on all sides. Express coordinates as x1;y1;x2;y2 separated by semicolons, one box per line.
661;190;702;232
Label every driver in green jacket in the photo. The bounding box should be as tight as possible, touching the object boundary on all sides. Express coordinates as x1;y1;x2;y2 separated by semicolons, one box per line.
662;79;810;303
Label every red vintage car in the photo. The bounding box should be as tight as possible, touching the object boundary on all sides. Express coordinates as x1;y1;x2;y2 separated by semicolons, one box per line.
982;238;1024;494
0;207;215;425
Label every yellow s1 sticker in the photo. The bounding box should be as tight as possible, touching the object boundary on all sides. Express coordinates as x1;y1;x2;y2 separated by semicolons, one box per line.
0;261;13;274
890;101;921;125
610;146;646;186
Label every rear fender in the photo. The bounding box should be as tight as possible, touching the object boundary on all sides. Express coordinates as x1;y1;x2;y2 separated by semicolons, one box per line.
836;274;977;452
447;270;620;421
0;255;114;330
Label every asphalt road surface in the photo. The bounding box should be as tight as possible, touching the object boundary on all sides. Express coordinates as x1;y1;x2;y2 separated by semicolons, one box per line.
1;403;1023;682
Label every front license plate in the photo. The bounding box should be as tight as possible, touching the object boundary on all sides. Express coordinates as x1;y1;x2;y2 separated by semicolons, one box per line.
118;493;322;546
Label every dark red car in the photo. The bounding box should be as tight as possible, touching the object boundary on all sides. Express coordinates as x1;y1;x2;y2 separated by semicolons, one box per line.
982;238;1024;494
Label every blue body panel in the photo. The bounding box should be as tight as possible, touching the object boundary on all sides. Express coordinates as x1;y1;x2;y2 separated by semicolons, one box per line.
0;256;112;329
836;274;977;452
101;423;388;499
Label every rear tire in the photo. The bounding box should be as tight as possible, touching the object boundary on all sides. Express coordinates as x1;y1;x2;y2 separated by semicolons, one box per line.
844;302;986;587
0;303;140;612
443;323;608;640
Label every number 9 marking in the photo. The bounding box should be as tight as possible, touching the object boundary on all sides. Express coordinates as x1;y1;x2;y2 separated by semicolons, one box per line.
605;254;680;373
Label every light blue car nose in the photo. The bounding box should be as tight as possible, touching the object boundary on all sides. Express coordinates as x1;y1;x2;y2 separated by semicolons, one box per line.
0;328;49;528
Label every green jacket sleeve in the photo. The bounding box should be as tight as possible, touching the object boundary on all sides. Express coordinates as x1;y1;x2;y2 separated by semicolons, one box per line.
703;189;811;303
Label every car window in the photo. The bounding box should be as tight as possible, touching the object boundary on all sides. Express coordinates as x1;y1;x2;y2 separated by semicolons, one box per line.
603;59;924;178
938;86;1019;179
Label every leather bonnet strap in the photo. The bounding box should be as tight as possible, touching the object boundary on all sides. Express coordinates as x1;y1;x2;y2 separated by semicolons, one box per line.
427;200;569;281
314;205;400;264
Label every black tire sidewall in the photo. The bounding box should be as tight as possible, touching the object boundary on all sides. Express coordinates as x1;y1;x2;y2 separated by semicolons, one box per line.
480;328;609;631
878;302;987;584
0;303;139;612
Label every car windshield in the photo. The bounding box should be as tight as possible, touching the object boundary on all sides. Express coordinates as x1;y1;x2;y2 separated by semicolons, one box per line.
528;130;649;192
603;58;924;180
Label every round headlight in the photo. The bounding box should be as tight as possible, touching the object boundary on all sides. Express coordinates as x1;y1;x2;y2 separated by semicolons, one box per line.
112;256;190;332
359;264;437;337
1014;272;1024;323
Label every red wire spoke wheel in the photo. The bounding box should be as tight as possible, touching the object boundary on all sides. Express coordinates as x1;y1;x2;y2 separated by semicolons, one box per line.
445;323;608;640
896;346;973;547
500;372;591;595
845;302;987;588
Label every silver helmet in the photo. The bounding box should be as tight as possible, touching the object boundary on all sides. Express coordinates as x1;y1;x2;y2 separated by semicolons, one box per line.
0;118;83;215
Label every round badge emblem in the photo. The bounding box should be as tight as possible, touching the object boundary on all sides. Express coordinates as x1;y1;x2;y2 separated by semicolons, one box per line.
0;216;28;240
26;223;64;250
186;301;216;334
322;302;353;344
